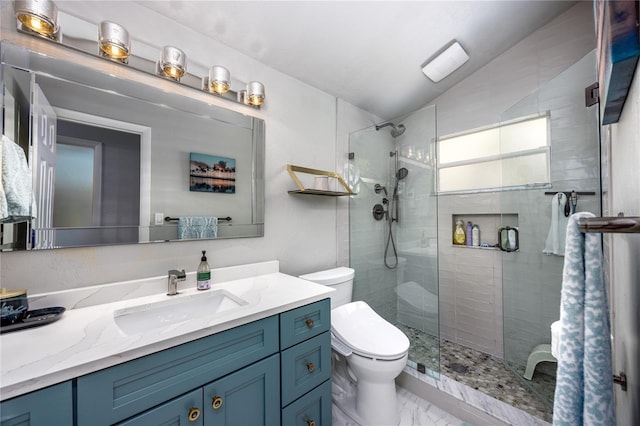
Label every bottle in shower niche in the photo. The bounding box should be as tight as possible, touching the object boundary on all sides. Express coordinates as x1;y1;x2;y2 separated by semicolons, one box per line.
197;250;211;290
472;224;480;246
466;221;473;246
453;219;466;245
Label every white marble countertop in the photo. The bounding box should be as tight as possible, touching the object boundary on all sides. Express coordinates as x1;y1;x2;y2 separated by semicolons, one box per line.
0;261;333;401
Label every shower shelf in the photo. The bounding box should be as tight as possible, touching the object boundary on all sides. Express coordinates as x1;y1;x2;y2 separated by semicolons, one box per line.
286;164;355;196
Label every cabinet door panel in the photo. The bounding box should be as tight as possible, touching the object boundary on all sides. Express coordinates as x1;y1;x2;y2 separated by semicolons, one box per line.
117;388;203;426
281;380;332;426
281;333;331;406
0;382;72;426
280;299;330;350
203;354;280;426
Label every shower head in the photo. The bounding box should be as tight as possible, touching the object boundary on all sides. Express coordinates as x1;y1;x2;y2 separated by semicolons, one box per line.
396;167;409;180
375;122;406;138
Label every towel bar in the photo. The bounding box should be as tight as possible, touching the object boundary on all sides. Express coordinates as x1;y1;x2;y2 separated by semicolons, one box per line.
164;216;232;222
578;215;640;234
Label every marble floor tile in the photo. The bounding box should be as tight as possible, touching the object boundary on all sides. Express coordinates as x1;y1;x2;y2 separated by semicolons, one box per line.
332;387;468;426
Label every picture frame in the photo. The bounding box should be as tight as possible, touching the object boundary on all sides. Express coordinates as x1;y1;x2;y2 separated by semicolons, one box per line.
596;0;640;125
189;152;236;193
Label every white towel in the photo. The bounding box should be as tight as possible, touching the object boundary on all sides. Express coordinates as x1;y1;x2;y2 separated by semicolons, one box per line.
543;192;569;256
1;135;35;223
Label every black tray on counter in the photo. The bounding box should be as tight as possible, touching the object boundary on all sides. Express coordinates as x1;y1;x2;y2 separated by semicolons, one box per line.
0;307;66;334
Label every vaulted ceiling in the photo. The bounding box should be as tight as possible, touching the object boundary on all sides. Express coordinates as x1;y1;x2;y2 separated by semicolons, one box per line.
138;1;577;119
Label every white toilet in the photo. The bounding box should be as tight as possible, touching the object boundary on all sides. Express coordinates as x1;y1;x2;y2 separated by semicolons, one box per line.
299;267;410;426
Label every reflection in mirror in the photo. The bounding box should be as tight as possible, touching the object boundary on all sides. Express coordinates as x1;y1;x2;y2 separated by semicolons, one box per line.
0;41;265;251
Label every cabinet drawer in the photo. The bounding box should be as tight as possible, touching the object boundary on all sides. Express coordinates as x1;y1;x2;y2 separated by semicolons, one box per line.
281;332;331;407
281;379;332;426
78;316;279;426
280;299;330;350
203;354;280;426
117;388;203;426
0;381;73;426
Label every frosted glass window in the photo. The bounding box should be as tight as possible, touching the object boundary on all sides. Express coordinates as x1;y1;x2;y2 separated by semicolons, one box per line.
438;115;550;192
438;160;501;192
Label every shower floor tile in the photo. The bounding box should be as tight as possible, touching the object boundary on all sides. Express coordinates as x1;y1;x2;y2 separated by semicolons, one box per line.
397;324;554;423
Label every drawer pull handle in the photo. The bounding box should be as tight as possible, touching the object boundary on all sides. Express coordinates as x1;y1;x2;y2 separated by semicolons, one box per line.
188;407;201;422
212;396;224;410
306;362;315;373
306;419;316;426
305;319;314;328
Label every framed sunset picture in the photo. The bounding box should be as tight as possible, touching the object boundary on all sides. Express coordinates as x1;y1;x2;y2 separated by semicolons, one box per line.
189;152;236;193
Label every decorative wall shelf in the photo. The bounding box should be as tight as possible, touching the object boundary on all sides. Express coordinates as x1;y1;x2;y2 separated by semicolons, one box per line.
287;165;354;197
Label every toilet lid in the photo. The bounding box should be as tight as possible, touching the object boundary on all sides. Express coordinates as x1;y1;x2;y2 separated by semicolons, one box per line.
331;301;410;360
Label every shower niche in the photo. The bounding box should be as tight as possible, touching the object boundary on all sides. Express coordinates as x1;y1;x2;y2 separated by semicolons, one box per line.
451;213;518;249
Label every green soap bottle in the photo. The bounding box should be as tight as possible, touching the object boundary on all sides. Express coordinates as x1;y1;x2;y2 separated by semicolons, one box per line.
197;250;211;290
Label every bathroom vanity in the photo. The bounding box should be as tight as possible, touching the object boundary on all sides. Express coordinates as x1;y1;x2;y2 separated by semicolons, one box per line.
0;261;333;426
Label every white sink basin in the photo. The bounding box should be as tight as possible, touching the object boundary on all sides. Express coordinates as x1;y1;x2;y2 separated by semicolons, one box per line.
114;289;248;335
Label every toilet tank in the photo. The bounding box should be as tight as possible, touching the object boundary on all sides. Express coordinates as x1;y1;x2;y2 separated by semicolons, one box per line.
299;267;355;309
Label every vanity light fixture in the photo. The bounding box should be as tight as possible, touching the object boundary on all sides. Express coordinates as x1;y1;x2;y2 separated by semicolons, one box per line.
245;81;265;106
13;1;265;108
206;65;231;94
14;0;60;40
421;41;469;83
157;46;187;81
98;21;130;63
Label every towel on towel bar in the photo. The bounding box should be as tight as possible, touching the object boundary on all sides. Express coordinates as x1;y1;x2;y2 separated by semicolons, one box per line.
178;216;218;239
552;212;615;426
543;192;569;256
1;135;35;223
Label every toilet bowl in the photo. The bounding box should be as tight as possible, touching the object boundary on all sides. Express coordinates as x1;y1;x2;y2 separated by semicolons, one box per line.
299;268;410;426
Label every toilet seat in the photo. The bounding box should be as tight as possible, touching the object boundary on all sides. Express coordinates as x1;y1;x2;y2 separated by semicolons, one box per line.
331;301;409;360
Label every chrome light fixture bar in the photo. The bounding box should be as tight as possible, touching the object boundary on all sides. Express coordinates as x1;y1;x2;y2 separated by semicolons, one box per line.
13;1;265;109
14;0;60;40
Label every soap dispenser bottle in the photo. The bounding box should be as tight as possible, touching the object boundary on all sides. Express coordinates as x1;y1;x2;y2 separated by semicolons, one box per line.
197;250;211;290
453;220;466;245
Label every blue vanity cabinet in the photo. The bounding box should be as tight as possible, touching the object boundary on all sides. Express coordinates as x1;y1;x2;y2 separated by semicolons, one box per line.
77;316;279;425
117;355;281;426
0;381;73;426
279;299;332;426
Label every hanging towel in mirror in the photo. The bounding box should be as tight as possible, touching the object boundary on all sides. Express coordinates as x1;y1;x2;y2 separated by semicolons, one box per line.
178;216;218;239
552;212;614;425
543;192;568;256
1;135;35;223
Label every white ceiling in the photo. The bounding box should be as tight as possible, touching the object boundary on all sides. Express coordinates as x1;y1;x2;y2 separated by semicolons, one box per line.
138;1;577;120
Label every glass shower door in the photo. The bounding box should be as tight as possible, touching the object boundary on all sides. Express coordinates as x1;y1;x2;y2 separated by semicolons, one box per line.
500;50;601;409
348;104;439;375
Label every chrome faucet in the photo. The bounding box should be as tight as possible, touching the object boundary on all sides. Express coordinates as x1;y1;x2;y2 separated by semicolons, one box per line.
167;269;186;295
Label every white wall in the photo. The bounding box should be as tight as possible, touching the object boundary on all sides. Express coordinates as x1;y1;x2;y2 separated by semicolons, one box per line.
604;63;640;426
431;2;596;357
0;2;377;293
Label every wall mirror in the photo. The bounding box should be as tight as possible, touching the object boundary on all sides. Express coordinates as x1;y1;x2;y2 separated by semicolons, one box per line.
0;41;265;251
